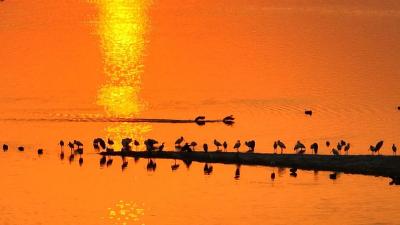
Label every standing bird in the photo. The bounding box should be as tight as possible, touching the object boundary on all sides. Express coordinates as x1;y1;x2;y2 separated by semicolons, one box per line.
233;140;241;152
331;148;340;156
190;141;197;151
310;143;318;155
277;140;286;154
158;143;165;152
96;138;106;150
214;139;222;151
337;142;343;154
3;144;8;152
340;140;346;147
134;140;140;151
223;141;228;152
294;141;305;153
374;140;384;155
344;143;350;155
107;138;114;149
175;136;184;146
392;144;397;156
273;141;278;154
203;143;208;153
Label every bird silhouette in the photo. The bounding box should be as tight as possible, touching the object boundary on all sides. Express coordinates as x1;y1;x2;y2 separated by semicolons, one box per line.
245;140;256;152
18;146;24;152
171;159;180;171
233;140;241;152
37;148;43;155
273;141;278;154
134;140;140;151
2;144;8;152
59;140;64;150
392;144;397;156
107;138;114;147
214;139;222;151
190;141;197;151
175;136;184;146
223;141;228;152
310;143;318;155
96;138;106;150
344;143;350;155
277;140;286;154
294;141;305;153
374;140;384;155
331;148;340;156
305;110;313;116
203;143;208;153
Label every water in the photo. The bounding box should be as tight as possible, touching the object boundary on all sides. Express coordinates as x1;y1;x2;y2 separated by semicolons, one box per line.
0;0;400;224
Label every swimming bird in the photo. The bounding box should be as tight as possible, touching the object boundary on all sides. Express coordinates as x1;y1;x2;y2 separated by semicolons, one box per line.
305;110;312;116
277;140;286;154
332;148;340;156
392;144;397;156
273;141;278;154
223;141;228;152
326;141;330;147
158;143;165;152
175;136;184;146
294;141;305;153
344;143;350;155
37;148;43;155
203;143;208;153
214;139;222;151
233;140;241;152
310;143;318;155
18;146;24;152
190;141;197;151
134;140;140;151
2;144;8;152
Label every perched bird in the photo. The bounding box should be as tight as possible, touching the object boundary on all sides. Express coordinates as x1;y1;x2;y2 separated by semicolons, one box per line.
2;144;8;152
344;143;350;155
223;141;228;152
337;142;343;152
305;110;313;116
277;140;286;154
214;139;222;151
310;143;318;155
74;140;83;149
97;138;106;150
175;136;184;146
233;140;241;152
245;140;256;152
273;141;278;154
18;146;24;152
392;144;397;156
121;138;133;151
203;143;208;153
294;141;305;153
37;148;43;155
190;141;197;151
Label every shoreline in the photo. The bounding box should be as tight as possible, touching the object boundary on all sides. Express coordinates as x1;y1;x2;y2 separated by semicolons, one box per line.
100;151;400;178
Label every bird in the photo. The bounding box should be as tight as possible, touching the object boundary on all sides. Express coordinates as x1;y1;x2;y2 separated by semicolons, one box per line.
93;141;99;150
134;140;140;151
332;148;340;156
190;141;197;151
37;148;43;155
374;140;384;155
297;149;306;155
107;138;114;147
233;140;241;152
175;136;184;146
326;141;330;147
294;141;305;153
158;143;165;152
181;143;191;152
194;116;206;126
18;146;24;152
74;140;83;149
222;115;235;126
214;139;222;151
337;142;343;152
245;140;256;152
203;143;208;153
2;144;8;152
392;144;397;156
68;142;74;151
369;145;375;155
340;140;346;147
310;143;318;155
96;138;106;150
223;141;228;152
305;110;312;116
273;141;278;154
277;140;286;154
59;140;64;149
121;138;132;152
344;143;350;155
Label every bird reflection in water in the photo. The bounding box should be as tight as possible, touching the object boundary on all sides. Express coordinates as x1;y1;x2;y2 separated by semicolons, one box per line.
204;163;213;175
234;164;241;180
121;156;128;171
171;159;180;171
146;159;156;172
104;200;146;225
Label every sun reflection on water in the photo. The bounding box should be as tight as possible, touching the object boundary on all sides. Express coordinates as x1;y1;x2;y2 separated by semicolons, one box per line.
104;200;146;225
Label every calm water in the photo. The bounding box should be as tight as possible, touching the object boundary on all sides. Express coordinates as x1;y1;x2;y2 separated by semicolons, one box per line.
0;0;400;224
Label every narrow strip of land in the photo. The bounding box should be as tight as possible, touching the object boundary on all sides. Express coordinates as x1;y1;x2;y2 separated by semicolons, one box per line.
100;151;400;177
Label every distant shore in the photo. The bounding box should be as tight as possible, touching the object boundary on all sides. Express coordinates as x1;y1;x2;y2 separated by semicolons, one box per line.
100;151;400;178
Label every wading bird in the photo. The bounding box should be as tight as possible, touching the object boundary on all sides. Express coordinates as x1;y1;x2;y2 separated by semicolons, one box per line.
203;143;208;153
344;143;350;155
310;143;318;155
392;144;397;156
332;148;340;156
233;140;241;152
190;141;197;151
373;140;384;155
273;141;278;154
277;140;286;154
294;141;305;153
214;139;222;151
245;140;256;152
